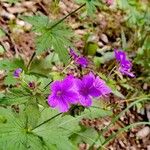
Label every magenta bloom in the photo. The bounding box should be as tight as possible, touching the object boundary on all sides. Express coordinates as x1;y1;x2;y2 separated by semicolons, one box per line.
69;48;78;59
93;76;112;96
48;76;78;112
69;48;88;68
13;68;22;78
76;56;88;68
114;49;126;62
119;67;135;77
75;72;111;107
114;49;135;77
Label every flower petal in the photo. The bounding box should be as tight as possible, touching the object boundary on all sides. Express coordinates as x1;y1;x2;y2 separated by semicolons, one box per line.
63;91;78;104
62;75;74;90
76;56;88;68
51;81;62;92
13;68;22;78
74;78;83;89
57;99;69;112
89;87;101;97
119;67;135;78
93;76;112;96
121;59;132;69
69;48;78;59
82;72;95;88
114;49;126;62
79;96;92;107
47;94;58;108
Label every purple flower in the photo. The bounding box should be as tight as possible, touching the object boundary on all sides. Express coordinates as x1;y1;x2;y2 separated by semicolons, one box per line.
13;68;22;78
119;67;135;77
69;48;78;59
48;76;78;112
114;49;135;77
76;56;88;68
75;72;111;107
69;48;88;68
114;49;126;62
93;76;112;96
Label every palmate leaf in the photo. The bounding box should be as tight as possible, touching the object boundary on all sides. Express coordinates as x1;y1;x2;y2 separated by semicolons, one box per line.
25;102;40;128
33;107;112;149
23;15;72;64
0;58;25;71
0;108;46;150
32;108;80;150
0;104;112;149
0;108;77;150
0;87;32;105
71;127;105;147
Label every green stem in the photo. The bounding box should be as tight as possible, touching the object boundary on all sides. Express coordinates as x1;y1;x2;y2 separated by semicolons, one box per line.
43;81;53;90
99;122;150;149
32;113;62;130
27;52;36;71
89;97;150;149
48;3;86;30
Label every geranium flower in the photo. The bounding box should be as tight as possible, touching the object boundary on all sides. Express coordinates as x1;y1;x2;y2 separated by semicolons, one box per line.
76;56;88;68
119;66;135;78
93;76;112;96
114;49;126;62
69;48;88;68
114;49;135;77
13;68;22;78
75;72;111;107
69;48;78;59
48;76;78;112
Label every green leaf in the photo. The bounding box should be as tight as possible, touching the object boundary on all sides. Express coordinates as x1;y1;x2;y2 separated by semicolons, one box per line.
71;127;105;146
84;42;98;56
0;58;25;71
76;0;101;16
25;102;40;128
23;15;72;64
33;108;80;149
22;15;49;33
83;107;112;119
4;72;18;86
98;52;114;64
0;88;30;105
0;108;46;150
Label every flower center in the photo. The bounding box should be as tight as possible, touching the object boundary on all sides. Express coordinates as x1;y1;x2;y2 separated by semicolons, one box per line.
80;87;89;96
56;91;62;97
